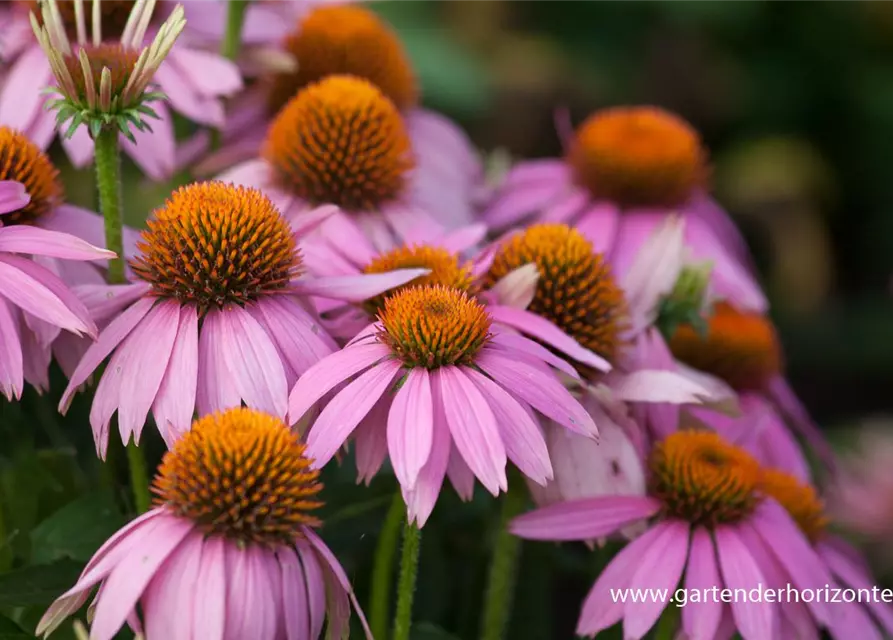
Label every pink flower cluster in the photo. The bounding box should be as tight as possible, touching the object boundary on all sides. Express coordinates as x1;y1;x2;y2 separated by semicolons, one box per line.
0;1;886;640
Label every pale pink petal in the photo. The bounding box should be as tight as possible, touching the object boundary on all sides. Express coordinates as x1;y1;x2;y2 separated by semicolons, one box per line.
498;159;569;191
608;369;716;404
89;517;194;640
818;538;893;635
464;367;552;485
683;527;724;640
0;180;29;214
713;525;776;640
541;189;589;223
155;62;225;127
488;264;539;310
295;540;327;640
355;396;391;485
510;495;661;541
278;546;311;640
575;203;621;255
216;158;273;189
314;210;377;265
446;446;475;500
403;379;452;527
193;536;226;640
153;305;199;445
0;224;114;261
59;297;155;414
222;546;253;640
438;366;507;495
486;305;611;372
167;47;242;97
488;330;579;379
60;126;95;168
388;368;433;489
73;282;152;323
196;309;241;415
0;298;23;400
291;269;430;302
287;342;390;424
120;103;175;181
575;521;677;637
484;183;565;229
304;359;403;467
438;223;488;254
477;350;597;436
143;529;203;640
0;46;52;130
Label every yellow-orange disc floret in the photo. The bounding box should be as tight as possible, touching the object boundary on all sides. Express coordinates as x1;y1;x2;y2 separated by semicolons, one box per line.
61;44;140;107
130;182;300;312
759;468;829;543
266;4;417;115
650;431;763;526
568;106;709;209
0;126;63;224
153;408;323;547
484;223;628;365
379;284;491;369
363;245;474;315
25;0;134;40
263;75;414;212
668;302;782;392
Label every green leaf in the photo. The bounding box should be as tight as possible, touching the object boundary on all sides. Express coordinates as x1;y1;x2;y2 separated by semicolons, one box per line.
0;559;82;607
0;614;30;639
30;490;125;564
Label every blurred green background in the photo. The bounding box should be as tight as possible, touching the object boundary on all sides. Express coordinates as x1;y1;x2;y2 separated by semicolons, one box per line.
5;2;893;639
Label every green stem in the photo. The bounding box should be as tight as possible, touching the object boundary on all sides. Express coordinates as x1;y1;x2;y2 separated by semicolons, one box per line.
93;126;125;284
479;474;528;640
392;518;421;640
125;441;151;514
221;0;250;60
369;492;405;640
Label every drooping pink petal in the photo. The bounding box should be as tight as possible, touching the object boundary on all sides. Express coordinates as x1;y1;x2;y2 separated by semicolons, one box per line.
242;546;277;640
510;495;661;541
278;546;311;640
541;189;589;223
287;342;390;424
464;367;553;485
403;380;452;527
438;223;488;254
608;369;715;404
196;309;242;416
304;359;403;467
59;297;155;414
221;544;252;640
438;366;507;495
446;445;476;500
73;282;152;323
153;305;199;445
575;203;621;255
713;525;776;640
683;527;725;640
355;396;391;485
486;305;611;372
168;47;242;98
89;517;195;640
0;180;29;214
0;297;23;401
477;350;597;437
0;45;53;131
291;269;430;302
120;103;176;180
818;538;893;635
219;305;288;418
575;520;676;637
388;368;433;489
0;225;115;261
290;204;339;238
483;182;565;229
192;536;226;640
295;539;327;640
624;520;690;639
313;209;377;265
142;528;203;640
150;63;226;128
488;330;580;379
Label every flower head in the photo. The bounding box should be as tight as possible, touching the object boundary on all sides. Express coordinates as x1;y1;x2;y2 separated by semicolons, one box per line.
759;468;828;543
267;3;417;115
263;74;414;212
289;283;597;526
37;407;370;640
567;106;709;209
30;0;186;139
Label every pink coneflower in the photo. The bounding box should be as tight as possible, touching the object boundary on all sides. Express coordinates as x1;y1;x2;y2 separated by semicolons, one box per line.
191;4;481;231
482;106;766;312
510;431;838;640
37;408;371;640
668;300;835;479
59;181;425;455
0;0;241;180
288;283;598;526
755;469;893;639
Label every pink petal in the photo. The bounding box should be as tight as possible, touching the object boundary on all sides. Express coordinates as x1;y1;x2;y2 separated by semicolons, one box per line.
196;309;242;416
608;369;716;404
388;368;433;489
0;225;114;261
403;380;452;527
509;495;661;541
477;350;597;437
541;189;589;223
488;264;539;310
154;62;225;127
486;305;611;372
464;367;552;485
291;269;430;302
446;446;475;500
278;546;311;640
143;529;203;640
253;296;337;382
438;223;488;254
0;45;52;130
0;180;29;214
682;527;724;640
355;396;391;485
313;209;377;265
120;103;175;180
488;330;580;380
438;366;507;495
304;359;403;467
483;182;565;229
818;538;893;635
167;47;242;97
575;203;621;255
295;539;327;639
59;297;155;415
623;520;690;639
89;517;194;640
153;305;199;445
713;525;776;640
0;299;23;401
575;521;677;637
193;536;226;640
287;342;390;425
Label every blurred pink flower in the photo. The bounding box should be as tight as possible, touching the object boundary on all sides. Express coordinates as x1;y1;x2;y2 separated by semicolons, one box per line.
59;182;424;455
482;106;765;311
511;432;837;640
288;284;598;527
37;408;370;640
0;0;241;180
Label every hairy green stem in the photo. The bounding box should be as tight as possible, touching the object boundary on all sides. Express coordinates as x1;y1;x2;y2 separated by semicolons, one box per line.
93;127;125;283
479;475;528;640
392;519;421;640
369;493;405;640
125;441;151;514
